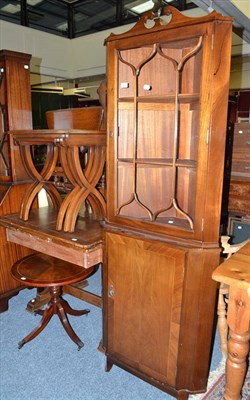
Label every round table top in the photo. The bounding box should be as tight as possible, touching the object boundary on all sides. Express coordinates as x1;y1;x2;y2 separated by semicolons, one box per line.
11;253;96;287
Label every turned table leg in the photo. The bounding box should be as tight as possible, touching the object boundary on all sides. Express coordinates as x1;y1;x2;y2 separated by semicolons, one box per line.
217;282;229;358
224;286;250;400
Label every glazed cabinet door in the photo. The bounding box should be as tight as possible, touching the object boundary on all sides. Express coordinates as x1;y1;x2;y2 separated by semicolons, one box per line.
105;7;232;242
104;231;186;387
116;38;202;231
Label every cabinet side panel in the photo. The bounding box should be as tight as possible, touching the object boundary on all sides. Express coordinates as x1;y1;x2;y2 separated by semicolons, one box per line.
5;61;32;131
0;184;36;295
203;22;232;242
177;248;219;391
105;231;186;386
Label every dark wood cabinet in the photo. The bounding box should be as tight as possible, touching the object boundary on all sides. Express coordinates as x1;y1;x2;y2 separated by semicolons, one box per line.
0;50;32;180
103;6;233;399
228;122;250;217
0;50;34;312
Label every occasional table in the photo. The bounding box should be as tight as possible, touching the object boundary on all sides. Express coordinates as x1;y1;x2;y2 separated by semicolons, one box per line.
212;241;250;400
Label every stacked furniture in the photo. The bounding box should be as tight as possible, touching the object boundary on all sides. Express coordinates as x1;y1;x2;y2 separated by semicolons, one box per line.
0;51;107;313
0;128;106;311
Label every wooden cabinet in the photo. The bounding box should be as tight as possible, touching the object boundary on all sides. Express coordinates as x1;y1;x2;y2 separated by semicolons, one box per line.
228;123;250;216
0;50;32;181
104;231;220;396
103;6;233;399
0;50;34;312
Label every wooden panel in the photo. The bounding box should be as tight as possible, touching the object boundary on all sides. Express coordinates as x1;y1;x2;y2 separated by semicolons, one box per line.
105;231;185;386
0;184;35;298
6;229;103;269
0;207;103;265
46;106;104;130
0;51;33;181
228;196;250;215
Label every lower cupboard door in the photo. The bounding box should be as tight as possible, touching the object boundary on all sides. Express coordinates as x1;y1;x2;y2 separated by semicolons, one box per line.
105;232;187;387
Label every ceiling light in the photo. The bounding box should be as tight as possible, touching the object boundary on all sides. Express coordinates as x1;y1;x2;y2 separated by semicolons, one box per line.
56;22;68;31
27;0;43;5
129;1;154;14
0;4;21;14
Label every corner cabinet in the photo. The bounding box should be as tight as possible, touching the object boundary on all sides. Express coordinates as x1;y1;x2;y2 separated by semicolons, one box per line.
103;6;233;399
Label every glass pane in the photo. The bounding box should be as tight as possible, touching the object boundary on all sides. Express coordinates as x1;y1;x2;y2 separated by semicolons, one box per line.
115;36;203;231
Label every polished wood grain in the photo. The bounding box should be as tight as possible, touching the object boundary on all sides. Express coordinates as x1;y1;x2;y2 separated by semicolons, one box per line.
212;241;250;400
46;106;105;131
0;184;36;311
103;229;219;399
12;253;96;287
0;50;33;181
0;207;103;268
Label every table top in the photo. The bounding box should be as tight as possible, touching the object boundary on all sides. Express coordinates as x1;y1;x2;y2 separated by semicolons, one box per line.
0;207;104;268
212;240;250;290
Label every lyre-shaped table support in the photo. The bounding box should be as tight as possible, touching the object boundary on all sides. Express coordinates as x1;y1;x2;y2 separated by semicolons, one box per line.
10;129;106;233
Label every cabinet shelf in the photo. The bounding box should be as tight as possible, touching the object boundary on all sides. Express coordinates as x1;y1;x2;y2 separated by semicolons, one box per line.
117;158;197;168
118;93;200;104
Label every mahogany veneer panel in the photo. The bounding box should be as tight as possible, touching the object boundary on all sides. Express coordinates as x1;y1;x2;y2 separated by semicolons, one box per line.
0;207;103;268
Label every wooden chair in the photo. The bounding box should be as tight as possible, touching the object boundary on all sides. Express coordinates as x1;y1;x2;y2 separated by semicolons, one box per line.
11;253;97;350
217;235;250;357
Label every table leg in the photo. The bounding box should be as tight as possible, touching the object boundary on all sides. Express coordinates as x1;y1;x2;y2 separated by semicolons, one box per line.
224;287;250;400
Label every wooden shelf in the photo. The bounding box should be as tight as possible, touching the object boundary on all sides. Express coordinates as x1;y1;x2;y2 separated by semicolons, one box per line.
117;158;197;168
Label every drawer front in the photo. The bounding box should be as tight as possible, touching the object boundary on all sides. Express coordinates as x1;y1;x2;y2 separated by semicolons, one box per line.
233;124;250;150
234;123;250;136
232;150;250;161
229;179;250;214
228;197;250;214
230;181;250;196
233;133;250;147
